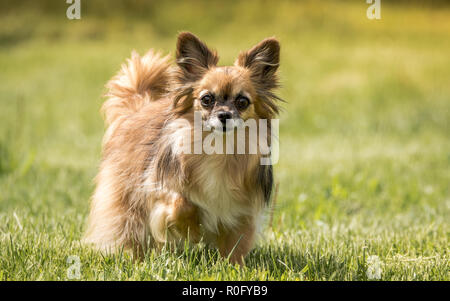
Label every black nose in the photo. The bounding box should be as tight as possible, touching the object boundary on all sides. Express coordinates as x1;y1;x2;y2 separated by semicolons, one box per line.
217;111;232;125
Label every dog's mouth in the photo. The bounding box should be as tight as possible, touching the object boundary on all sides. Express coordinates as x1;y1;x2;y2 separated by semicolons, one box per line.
205;118;241;134
209;125;233;135
217;125;234;133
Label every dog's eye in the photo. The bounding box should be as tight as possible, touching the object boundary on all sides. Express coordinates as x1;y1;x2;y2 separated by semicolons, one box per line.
200;94;214;108
235;96;250;110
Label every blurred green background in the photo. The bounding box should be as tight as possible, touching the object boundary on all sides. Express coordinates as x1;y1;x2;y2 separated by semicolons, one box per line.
0;0;448;280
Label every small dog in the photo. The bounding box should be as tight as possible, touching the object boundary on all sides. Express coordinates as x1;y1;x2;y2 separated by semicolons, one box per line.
83;32;281;264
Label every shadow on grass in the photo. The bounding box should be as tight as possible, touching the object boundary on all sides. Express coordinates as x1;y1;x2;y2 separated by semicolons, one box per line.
148;241;367;280
244;244;367;280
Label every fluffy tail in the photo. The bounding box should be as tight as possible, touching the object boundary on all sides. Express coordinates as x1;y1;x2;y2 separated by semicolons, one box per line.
102;50;172;125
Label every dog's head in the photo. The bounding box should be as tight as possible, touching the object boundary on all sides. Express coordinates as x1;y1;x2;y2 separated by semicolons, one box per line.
174;32;281;132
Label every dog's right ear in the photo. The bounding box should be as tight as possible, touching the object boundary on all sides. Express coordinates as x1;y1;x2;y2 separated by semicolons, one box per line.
176;32;219;82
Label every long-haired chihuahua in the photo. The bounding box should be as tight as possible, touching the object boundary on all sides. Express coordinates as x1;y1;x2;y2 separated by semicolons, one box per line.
83;32;281;265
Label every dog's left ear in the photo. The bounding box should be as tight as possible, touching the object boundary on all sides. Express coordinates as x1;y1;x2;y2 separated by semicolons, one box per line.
176;32;219;82
235;37;280;92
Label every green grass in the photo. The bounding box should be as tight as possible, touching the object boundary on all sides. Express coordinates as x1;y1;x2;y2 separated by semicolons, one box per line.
0;0;449;280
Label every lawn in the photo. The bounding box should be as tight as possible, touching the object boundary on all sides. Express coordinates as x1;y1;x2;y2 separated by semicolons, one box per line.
0;0;449;280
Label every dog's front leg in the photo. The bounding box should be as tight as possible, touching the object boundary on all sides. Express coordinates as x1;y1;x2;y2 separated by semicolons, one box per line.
149;193;201;246
169;194;202;243
217;219;256;266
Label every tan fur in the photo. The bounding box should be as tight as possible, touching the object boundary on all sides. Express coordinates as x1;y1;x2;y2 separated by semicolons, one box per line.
84;32;281;265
